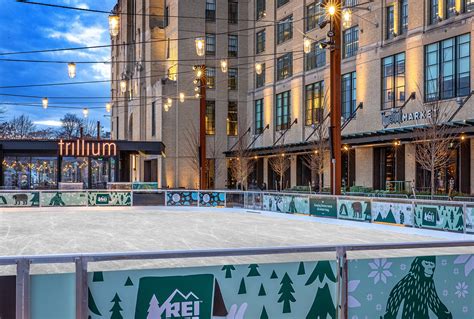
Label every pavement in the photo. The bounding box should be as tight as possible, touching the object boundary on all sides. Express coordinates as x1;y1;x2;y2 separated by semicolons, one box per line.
0;206;472;275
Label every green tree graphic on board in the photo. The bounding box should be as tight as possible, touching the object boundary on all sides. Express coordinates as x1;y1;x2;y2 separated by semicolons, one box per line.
306;283;335;319
278;273;296;314
258;283;266;296
260;306;269;319
88;288;102;316
30;193;40;206
270;270;278;279
221;265;236;278
305;261;336;285
455;215;464;232
297;262;306;275
93;272;103;282
109;293;123;319
49;192;65;206
124;277;133;286
238;278;247;294
247;264;260;277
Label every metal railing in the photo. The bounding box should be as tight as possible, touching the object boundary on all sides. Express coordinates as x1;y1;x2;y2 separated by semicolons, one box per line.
2;240;474;319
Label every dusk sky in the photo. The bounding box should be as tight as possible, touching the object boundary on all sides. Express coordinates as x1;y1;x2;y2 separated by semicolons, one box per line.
0;0;117;130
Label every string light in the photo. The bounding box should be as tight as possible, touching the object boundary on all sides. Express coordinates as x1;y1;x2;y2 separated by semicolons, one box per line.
42;97;48;109
163;103;169;112
67;62;76;78
108;14;120;37
167;97;172;106
255;63;263;75
195;93;200;98
342;8;352;29
82;107;89;118
220;59;228;73
195;38;205;56
179;93;185;103
105;103;112;112
303;37;312;54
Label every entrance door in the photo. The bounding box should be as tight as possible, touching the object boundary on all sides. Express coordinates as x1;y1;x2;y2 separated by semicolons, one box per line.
144;159;158;182
90;158;110;189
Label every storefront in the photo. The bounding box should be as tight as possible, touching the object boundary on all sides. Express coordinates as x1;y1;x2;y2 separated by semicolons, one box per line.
0;139;164;190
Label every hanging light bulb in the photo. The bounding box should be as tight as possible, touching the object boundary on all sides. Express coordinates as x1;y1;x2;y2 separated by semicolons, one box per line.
195;67;203;78
179;93;185;103
193;79;199;85
255;63;263;75
108;14;120;37
167;98;172;106
342;8;352;29
195;37;205;56
68;62;76;79
195;93;200;98
106;103;112;113
82;108;89;118
220;59;228;73
195;86;200;92
303;37;312;54
120;80;127;94
42;97;48;109
163;103;169;112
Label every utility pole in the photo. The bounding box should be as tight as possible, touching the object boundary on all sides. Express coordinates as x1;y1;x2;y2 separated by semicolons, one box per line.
197;65;208;190
328;0;342;195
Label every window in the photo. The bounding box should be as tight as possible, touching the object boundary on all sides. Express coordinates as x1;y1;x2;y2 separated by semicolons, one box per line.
305;81;324;126
277;15;293;44
277;53;292;81
256;63;266;88
400;0;408;34
468;0;474;12
164;6;169;27
277;0;290;8
276;91;291;131
205;100;215;135
305;42;326;70
256;0;266;19
382;53;406;110
446;0;457;18
228;1;238;24
256;30;266;54
425;34;471;101
151;101;156;136
343;26;358;58
228;68;238;90
206;34;215;56
255;99;264;134
206;0;216;21
228;35;238;57
430;0;439;24
227;101;238;136
344;0;358;6
166;38;170;59
341;72;357;119
386;5;395;39
206;67;216;89
306;2;323;31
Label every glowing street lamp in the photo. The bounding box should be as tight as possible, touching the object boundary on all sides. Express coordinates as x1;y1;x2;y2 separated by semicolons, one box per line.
68;62;76;79
195;37;205;56
82;108;89;118
106;103;112;113
42;97;48;109
303;37;312;54
108;14;120;37
327;4;337;16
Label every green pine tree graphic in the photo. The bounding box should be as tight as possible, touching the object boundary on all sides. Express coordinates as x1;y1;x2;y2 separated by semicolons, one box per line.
258;283;266;296
109;293;123;319
221;265;236;278
92;272;104;282
305;261;336;285
260;306;269;319
270;270;278;279
247;264;261;277
88;288;102;316
238;278;247;294
278;272;296;314
124;277;133;286
297;262;306;275
306;283;335;319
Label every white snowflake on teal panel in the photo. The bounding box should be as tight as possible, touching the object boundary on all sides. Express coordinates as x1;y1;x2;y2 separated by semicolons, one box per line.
368;259;393;284
455;282;469;298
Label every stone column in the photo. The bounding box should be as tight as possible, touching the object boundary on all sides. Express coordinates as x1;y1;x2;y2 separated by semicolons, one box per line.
355;147;373;188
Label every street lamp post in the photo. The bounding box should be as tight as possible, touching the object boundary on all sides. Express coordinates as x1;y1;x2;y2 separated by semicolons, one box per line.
195;65;208;190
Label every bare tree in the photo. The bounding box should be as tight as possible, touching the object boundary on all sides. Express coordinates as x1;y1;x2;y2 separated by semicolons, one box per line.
183;122;200;189
228;124;255;190
9;115;36;138
414;99;457;197
58;113;82;139
208;135;226;188
269;154;291;191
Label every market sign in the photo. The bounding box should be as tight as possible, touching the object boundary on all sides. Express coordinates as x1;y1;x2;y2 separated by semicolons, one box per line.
382;108;437;127
58;139;117;157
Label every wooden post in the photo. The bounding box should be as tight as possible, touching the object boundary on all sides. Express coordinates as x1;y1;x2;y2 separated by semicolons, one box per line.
199;65;208;190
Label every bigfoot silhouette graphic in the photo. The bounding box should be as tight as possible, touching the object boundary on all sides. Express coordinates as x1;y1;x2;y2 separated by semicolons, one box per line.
382;256;452;319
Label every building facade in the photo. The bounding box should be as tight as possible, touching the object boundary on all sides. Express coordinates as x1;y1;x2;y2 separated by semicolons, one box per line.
111;0;474;195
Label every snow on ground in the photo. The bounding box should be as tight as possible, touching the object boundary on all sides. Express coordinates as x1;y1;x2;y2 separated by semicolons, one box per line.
0;206;472;275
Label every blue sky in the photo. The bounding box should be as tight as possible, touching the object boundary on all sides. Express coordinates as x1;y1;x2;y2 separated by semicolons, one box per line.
0;0;117;130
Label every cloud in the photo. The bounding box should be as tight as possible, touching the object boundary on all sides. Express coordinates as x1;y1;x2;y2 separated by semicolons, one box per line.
34;120;63;127
48;20;106;46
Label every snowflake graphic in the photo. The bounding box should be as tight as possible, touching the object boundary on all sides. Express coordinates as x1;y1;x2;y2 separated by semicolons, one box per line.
400;264;406;271
455;282;469;298
376;304;382;311
442;289;448;297
367;294;373;301
348;280;361;308
454;255;474;277
463;306;468;313
368;259;393;284
441;259;448;266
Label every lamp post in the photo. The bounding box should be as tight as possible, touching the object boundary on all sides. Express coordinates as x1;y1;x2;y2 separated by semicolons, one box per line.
194;65;208;190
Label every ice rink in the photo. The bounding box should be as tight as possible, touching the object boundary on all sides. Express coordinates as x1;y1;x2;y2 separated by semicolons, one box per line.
0;206;472;275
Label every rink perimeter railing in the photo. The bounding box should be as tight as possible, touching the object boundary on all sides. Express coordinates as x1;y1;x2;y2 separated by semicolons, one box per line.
2;241;474;319
1;189;474;234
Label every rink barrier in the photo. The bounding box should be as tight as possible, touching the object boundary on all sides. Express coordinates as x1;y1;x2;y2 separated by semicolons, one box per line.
0;190;473;234
0;240;473;319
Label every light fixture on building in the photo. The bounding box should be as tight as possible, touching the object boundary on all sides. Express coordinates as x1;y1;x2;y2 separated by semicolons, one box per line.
106;103;112;113
120;80;127;94
42;97;48;109
82;108;89;118
460;134;466;141
179;92;185;103
343;145;349;151
68;62;76;79
108;14;120;37
303;37;312;54
220;59;228;73
195;37;205;56
281;153;285;157
255;63;263;75
342;8;352;29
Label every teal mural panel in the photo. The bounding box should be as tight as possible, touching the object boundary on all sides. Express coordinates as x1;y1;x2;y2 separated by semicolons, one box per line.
31;274;75;319
166;191;199;206
40;191;87;207
348;254;474;318
0;192;39;207
337;198;371;222
132;182;158;190
263;194;310;214
199;192;226;207
414;203;464;232
467;206;474;234
309;197;337;218
372;201;413;226
88;192;132;206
